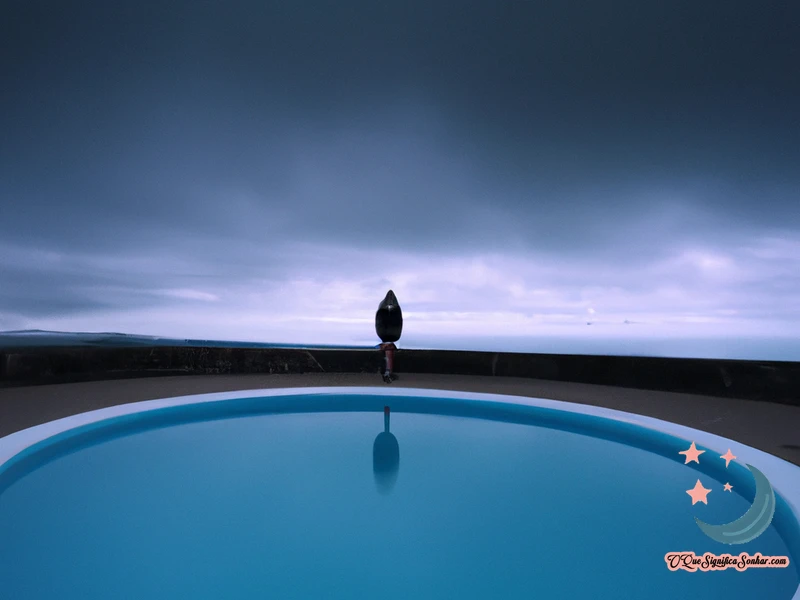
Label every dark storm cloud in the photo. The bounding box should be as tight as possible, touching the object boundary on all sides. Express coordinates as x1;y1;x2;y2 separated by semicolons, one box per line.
0;246;182;318
1;0;798;332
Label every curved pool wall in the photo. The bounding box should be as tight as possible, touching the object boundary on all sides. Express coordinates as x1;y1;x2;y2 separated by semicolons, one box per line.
1;387;799;595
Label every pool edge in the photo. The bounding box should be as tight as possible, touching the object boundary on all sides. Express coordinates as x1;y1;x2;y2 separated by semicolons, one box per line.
1;386;799;599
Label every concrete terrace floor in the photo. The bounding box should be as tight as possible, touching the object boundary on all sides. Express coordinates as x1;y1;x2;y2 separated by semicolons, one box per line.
1;372;799;466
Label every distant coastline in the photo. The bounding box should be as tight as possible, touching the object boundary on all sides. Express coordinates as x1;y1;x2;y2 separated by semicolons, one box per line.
0;330;377;351
1;330;799;362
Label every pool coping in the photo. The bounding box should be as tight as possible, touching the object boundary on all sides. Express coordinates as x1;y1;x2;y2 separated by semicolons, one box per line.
1;386;799;599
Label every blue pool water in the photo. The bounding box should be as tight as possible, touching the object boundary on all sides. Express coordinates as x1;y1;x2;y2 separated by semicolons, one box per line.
0;391;798;599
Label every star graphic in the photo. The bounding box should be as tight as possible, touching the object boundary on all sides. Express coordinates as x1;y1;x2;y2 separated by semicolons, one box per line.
679;442;705;464
687;480;712;505
721;449;737;468
723;483;733;492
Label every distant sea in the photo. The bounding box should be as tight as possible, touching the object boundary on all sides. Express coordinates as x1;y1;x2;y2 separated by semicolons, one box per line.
401;335;800;362
0;331;372;351
1;330;798;362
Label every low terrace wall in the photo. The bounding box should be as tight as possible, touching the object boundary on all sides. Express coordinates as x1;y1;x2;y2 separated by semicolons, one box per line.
1;346;798;406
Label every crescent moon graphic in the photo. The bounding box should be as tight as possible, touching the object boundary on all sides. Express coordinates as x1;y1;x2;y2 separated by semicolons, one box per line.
695;464;776;545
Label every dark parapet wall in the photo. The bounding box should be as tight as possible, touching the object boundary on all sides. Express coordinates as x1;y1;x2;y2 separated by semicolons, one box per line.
387;350;800;404
1;346;799;406
0;346;381;384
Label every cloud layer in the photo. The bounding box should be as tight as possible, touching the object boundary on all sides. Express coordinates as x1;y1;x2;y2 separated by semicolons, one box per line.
1;1;799;351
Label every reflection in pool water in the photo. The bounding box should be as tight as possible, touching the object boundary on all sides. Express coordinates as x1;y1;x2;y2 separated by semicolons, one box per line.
373;406;400;494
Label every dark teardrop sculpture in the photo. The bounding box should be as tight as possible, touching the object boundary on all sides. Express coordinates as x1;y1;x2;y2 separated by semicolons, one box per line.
375;289;403;343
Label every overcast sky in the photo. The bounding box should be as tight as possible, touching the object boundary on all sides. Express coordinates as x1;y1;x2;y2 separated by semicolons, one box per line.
2;1;799;349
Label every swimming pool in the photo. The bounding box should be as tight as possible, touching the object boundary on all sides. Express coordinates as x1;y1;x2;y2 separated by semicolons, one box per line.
1;387;798;599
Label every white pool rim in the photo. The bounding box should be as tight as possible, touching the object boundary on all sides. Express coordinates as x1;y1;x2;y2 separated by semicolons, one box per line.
1;387;798;598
